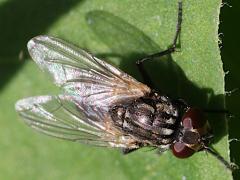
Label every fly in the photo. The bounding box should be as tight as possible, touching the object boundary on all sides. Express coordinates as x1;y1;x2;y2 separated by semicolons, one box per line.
15;1;237;171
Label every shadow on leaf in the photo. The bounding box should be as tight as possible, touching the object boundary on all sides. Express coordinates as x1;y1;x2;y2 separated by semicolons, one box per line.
0;0;84;90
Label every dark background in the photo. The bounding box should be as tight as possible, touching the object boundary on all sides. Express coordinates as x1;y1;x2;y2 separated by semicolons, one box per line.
220;1;240;179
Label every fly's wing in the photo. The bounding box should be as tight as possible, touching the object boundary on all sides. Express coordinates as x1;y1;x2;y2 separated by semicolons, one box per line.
15;95;139;148
27;35;150;108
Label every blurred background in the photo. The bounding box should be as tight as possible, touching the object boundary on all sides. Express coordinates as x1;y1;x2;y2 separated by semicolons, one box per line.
0;0;239;179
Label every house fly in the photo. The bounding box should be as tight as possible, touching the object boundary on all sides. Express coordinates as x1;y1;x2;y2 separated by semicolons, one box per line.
15;1;237;171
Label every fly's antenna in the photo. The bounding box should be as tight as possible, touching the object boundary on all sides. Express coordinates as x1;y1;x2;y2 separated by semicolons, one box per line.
203;145;239;171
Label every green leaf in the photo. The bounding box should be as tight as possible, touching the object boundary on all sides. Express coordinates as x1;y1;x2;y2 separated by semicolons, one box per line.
0;0;233;179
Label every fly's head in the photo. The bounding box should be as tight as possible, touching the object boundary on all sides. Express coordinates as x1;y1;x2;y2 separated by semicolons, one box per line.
171;107;212;158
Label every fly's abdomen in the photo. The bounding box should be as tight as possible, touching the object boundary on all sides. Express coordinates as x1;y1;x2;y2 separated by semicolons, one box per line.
109;95;180;146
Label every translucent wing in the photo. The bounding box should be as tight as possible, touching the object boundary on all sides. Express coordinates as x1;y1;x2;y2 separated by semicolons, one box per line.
15;95;139;148
28;35;150;108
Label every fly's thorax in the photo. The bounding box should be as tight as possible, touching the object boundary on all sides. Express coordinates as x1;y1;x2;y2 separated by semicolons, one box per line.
172;107;212;158
125;102;155;126
109;93;182;146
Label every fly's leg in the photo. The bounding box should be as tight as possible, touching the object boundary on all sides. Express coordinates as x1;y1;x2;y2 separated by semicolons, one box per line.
204;109;230;114
122;148;139;155
136;1;182;87
204;145;239;171
204;109;233;119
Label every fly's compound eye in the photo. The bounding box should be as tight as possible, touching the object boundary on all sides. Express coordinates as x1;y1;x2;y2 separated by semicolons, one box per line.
182;107;206;129
171;142;195;158
171;108;208;158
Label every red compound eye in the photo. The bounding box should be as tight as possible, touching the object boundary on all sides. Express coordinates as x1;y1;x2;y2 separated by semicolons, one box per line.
182;108;206;129
172;142;195;158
